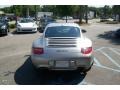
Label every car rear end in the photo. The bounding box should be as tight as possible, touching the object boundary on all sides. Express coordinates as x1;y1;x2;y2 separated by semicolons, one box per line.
31;23;93;71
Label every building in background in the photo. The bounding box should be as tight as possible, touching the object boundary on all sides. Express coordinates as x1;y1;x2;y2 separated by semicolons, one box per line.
37;12;53;20
87;11;95;19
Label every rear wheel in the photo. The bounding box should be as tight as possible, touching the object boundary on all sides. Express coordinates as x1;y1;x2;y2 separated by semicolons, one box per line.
77;67;91;74
83;66;92;72
77;62;94;73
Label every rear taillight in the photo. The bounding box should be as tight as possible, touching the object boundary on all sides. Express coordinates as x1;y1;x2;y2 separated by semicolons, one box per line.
32;47;44;54
81;47;92;54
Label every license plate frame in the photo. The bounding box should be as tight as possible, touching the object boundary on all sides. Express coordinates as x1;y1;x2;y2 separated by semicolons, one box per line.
55;61;69;68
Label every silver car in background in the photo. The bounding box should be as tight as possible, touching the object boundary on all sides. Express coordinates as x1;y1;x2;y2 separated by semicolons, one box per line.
31;23;93;72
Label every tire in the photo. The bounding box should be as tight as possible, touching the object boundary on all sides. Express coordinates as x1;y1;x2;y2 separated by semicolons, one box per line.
77;66;91;74
5;29;8;35
2;29;8;36
8;28;10;32
77;62;94;73
83;62;94;72
83;66;92;72
115;34;120;38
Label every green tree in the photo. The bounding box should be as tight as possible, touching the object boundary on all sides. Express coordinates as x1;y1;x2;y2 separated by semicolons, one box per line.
1;5;41;17
56;5;74;22
103;5;112;18
78;5;86;24
112;5;120;22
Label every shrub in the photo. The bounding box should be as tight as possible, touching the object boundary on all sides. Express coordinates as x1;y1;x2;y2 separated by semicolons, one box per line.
106;21;119;24
9;24;16;29
100;19;109;22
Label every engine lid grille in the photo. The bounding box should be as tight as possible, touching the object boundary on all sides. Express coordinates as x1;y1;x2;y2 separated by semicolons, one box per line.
47;38;78;48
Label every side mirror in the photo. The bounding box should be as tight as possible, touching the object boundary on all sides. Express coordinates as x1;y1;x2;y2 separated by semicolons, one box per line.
81;29;87;33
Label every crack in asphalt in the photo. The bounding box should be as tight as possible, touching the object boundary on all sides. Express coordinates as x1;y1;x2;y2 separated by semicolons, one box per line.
4;71;15;76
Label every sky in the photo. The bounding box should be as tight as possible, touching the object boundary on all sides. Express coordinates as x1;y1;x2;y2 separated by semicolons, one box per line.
0;5;106;8
89;5;104;7
0;5;11;8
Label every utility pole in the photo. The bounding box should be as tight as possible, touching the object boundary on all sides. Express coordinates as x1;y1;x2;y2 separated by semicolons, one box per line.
65;16;67;23
13;5;17;27
79;6;83;24
85;5;88;23
35;5;37;21
26;6;29;18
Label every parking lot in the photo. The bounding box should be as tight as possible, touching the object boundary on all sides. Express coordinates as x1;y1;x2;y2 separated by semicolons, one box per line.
0;20;120;85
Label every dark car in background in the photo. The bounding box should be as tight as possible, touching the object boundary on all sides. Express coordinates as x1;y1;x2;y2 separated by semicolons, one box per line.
115;29;120;38
7;15;16;21
6;14;16;21
40;17;56;32
0;19;9;36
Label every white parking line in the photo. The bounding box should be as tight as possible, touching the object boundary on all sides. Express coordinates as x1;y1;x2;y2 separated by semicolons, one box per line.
94;47;105;52
8;33;13;36
94;57;102;66
95;47;120;52
109;47;120;51
109;48;120;56
79;80;94;85
99;50;120;68
94;64;120;73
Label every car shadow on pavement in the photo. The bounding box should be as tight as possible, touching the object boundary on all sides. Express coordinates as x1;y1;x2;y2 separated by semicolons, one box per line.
0;35;6;37
97;30;120;45
14;57;86;85
11;30;37;35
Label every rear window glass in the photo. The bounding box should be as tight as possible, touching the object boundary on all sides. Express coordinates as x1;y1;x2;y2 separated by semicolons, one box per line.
45;26;80;37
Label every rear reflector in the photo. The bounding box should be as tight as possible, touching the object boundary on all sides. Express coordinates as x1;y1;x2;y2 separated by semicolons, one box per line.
81;47;92;54
32;47;44;54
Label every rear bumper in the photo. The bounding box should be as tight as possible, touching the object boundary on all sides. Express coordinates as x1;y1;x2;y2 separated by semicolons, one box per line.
31;55;94;70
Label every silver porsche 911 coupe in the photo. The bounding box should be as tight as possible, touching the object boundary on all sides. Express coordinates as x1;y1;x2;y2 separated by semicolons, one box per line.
31;23;93;72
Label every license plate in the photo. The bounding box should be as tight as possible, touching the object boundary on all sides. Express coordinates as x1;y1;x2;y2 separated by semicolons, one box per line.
56;50;68;52
55;61;69;68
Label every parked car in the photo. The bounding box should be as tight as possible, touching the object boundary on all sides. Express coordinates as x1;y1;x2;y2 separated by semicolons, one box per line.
7;15;16;21
16;18;38;33
0;19;9;36
31;23;93;72
40;17;56;32
115;29;120;38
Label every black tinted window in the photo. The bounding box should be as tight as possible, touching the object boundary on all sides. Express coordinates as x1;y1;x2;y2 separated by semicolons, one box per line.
45;26;80;37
